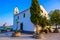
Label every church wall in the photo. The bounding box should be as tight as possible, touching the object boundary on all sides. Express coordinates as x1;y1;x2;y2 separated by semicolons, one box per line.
13;9;34;31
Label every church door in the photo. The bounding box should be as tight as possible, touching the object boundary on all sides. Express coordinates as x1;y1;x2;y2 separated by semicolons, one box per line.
20;23;23;32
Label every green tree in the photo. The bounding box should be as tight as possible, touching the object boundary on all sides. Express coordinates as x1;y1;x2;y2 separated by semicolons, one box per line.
15;19;19;33
30;0;41;35
30;0;41;25
30;0;49;33
49;10;60;32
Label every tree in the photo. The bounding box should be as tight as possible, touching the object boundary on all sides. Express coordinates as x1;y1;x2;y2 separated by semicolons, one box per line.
30;0;41;34
30;0;49;33
12;19;21;37
30;0;50;38
15;19;19;33
49;10;60;32
30;0;41;25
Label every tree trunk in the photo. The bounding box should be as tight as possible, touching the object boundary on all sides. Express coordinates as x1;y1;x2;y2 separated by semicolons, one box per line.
16;23;18;33
36;25;38;34
56;24;57;29
34;25;39;34
53;24;59;33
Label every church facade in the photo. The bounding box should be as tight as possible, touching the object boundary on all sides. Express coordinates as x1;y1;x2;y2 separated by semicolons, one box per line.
13;5;49;31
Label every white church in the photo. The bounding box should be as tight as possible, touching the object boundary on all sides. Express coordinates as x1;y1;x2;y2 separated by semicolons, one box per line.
13;5;49;32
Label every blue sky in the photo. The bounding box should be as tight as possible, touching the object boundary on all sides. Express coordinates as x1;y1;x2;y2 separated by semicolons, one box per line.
0;0;60;26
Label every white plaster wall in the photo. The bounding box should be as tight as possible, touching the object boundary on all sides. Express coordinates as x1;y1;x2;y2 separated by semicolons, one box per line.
13;9;34;31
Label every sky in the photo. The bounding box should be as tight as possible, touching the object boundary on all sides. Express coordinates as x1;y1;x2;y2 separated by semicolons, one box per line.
0;0;60;26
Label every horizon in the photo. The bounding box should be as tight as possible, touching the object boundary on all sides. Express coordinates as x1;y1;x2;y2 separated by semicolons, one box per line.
0;0;60;26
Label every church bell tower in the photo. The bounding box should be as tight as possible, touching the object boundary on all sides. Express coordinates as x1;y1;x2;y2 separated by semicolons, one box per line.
14;7;19;15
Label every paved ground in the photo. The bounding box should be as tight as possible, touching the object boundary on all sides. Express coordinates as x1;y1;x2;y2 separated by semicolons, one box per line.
0;32;60;40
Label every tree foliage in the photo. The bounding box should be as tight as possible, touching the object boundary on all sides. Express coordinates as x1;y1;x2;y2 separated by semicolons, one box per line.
30;0;49;28
49;10;60;33
30;0;51;34
30;0;41;25
39;16;47;27
49;10;60;25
